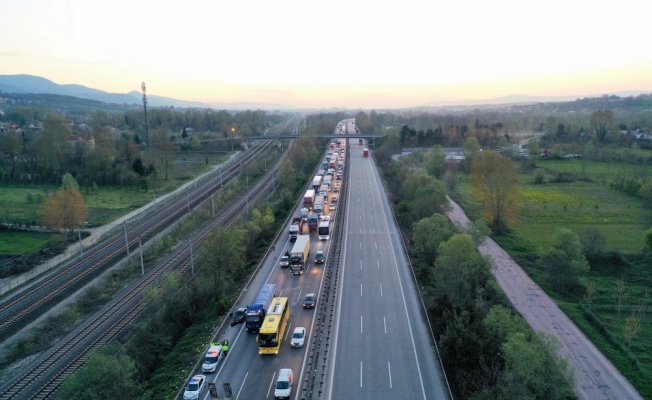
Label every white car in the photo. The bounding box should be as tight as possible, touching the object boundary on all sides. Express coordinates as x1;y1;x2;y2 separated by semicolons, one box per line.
279;255;289;267
183;375;206;400
291;327;306;347
329;203;335;211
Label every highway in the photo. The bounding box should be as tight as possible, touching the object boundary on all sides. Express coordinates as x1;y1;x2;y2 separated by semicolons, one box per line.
197;119;450;400
325;129;450;399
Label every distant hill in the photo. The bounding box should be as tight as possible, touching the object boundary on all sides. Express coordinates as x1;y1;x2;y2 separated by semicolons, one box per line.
0;74;294;110
1;74;650;111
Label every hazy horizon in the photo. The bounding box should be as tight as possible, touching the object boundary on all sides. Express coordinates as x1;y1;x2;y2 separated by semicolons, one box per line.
2;0;651;109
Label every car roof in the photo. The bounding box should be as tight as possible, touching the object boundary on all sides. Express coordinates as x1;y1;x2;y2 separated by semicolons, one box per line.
293;326;305;333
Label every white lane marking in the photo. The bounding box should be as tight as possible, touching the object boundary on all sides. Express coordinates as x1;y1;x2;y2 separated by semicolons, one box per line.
266;371;276;399
360;315;363;334
360;241;362;249
360;260;362;270
377;259;380;269
296;289;303;303
285;322;292;341
360;362;363;388
235;372;248;400
388;362;393;388
380;283;383;297
384;316;387;333
375;241;378;249
372;167;429;399
360;283;363;296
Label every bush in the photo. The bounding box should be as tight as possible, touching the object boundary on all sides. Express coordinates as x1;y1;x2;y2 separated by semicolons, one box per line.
552;172;576;183
533;169;546;184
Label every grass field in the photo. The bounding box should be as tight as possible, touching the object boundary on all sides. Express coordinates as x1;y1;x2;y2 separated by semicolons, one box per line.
454;156;652;398
0;151;229;256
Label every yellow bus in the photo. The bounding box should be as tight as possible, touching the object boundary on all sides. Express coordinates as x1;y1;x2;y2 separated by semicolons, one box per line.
257;297;290;355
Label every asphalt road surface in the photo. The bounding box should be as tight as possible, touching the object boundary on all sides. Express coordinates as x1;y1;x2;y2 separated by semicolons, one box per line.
325;139;450;399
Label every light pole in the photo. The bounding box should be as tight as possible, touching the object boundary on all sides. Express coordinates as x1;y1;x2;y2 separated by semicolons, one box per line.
231;127;235;152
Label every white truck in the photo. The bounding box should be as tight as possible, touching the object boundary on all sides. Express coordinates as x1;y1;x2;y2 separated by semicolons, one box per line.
290;235;310;275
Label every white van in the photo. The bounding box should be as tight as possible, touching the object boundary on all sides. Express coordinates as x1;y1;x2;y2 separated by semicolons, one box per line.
201;345;223;373
274;368;293;399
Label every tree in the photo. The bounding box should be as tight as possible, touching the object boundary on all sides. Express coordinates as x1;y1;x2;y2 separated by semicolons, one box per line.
543;228;589;295
463;136;481;172
58;343;141;400
501;332;575;400
61;172;80;191
623;313;641;349
432;234;491;312
411;213;455;271
526;139;541;158
470;151;521;234
0;132;21;180
638;181;652;209
590;109;614;142
612;279;627;318
152;125;176;181
425;145;447;178
580;228;606;264
645;227;652;251
277;158;296;191
41;186;89;233
34;114;72;179
197;227;246;295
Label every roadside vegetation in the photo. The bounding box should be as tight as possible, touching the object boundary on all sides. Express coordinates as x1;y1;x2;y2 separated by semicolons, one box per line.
369;99;652;398
0;103;290;280
3;93;652;398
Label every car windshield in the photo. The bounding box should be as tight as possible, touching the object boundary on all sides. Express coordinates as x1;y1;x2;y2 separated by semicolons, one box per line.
293;331;304;339
276;381;290;390
234;310;244;318
204;355;218;363
305;296;314;303
187;381;199;391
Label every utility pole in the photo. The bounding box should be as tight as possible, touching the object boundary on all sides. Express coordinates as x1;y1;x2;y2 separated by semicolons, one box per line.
141;82;150;147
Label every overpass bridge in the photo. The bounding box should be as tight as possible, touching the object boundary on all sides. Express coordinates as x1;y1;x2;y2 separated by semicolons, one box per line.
246;133;381;140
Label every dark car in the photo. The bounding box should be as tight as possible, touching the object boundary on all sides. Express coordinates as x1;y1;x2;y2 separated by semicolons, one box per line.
303;293;316;309
231;307;246;326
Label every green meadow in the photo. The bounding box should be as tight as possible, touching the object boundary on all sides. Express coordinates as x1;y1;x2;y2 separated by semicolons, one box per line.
456;156;652;397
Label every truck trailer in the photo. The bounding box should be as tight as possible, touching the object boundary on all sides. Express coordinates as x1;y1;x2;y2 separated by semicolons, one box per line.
303;189;315;208
245;283;277;333
363;148;369;157
290;235;310;275
311;176;322;189
313;195;324;214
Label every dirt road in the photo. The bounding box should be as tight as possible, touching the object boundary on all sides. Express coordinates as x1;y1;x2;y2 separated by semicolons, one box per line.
446;197;643;400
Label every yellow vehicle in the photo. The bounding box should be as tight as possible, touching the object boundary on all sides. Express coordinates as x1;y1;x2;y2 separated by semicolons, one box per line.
258;297;290;355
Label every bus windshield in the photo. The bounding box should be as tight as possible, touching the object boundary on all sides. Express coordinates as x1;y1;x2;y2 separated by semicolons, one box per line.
258;333;278;347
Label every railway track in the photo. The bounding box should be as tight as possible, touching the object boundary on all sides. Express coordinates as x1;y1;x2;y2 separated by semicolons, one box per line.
0;133;292;399
0;123;294;343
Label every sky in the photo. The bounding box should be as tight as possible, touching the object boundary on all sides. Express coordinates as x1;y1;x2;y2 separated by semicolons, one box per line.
2;0;652;109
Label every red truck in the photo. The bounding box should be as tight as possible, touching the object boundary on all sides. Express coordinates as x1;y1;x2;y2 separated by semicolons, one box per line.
363;148;369;157
303;189;315;208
